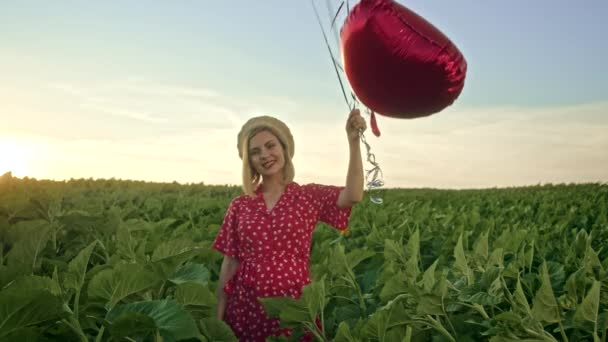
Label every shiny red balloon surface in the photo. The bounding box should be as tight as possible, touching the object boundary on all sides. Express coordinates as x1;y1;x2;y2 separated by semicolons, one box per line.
340;0;467;118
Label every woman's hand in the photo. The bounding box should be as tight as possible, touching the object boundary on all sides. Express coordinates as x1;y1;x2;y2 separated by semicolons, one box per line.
345;108;367;144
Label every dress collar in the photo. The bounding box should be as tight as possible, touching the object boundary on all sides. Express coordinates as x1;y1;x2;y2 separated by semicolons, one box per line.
254;181;299;196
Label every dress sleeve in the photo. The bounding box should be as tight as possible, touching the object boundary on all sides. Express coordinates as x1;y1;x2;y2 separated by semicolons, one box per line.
307;183;352;231
212;198;240;258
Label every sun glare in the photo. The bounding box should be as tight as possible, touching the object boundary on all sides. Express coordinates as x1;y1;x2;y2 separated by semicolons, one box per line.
0;139;33;177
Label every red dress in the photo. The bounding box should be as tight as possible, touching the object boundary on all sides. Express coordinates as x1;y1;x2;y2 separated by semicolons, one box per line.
212;182;352;341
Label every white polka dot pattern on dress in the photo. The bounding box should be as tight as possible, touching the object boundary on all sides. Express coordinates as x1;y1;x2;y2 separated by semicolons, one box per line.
212;182;351;341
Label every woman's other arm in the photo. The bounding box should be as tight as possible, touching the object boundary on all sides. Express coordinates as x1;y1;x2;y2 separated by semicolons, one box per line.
216;255;240;320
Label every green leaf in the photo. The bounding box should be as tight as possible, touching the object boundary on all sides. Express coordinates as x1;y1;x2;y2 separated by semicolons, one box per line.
168;263;210;286
87;263;160;310
5;220;50;275
454;233;473;286
573;280;600;324
346;249;375;270
334;321;358;342
106;299;200;342
546;261;565;294
175;282;216;308
107;312;157;340
487;248;504;269
531;261;561;324
584;245;603;275
199;318;238;342
422;259;439;293
468;292;503;306
513;276;532;317
417;295;444;315
0;276;66;338
362;309;389;341
328;245;351;277
174;282;216;319
473;230;489;263
151;239;203;279
380;272;408;303
116;224;138;262
63;240;97;292
259;281;325;328
0;327;44;342
384;239;405;265
334;304;361;325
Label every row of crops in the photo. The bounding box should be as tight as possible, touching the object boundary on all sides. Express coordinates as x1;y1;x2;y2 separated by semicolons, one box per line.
0;172;607;341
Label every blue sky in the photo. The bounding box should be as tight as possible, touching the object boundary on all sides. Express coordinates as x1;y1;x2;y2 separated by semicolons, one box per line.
1;1;607;188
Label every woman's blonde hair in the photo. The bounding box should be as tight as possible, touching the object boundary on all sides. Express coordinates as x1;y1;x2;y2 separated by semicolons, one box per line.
239;124;295;196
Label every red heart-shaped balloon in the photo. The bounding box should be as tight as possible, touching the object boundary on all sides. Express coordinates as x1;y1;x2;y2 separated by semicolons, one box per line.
340;0;467;119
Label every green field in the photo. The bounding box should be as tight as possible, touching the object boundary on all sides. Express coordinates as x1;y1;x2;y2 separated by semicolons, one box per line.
1;172;607;341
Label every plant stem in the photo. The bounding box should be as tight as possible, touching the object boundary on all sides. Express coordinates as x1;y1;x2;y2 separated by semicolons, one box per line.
303;321;326;342
426;315;455;342
95;326;105;342
558;320;569;342
74;290;81;320
158;281;167;299
62;318;88;342
441;297;457;338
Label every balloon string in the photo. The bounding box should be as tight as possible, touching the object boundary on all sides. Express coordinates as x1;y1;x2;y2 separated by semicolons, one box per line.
312;0;385;204
359;108;384;204
311;0;352;111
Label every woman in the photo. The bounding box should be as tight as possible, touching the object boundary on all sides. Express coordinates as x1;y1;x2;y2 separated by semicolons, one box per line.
213;109;366;341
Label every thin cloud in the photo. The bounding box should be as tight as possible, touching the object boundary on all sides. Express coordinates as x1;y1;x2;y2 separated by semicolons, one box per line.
4;101;607;188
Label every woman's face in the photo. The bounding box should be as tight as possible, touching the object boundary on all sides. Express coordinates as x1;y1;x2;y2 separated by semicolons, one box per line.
248;130;286;179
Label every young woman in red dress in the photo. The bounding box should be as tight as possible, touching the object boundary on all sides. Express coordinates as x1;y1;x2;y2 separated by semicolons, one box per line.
213;109;366;341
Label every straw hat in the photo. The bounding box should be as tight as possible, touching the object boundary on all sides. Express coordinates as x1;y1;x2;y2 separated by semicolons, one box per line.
237;116;294;160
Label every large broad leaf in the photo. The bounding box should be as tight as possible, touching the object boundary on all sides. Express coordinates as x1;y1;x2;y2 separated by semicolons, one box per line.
384;239;405;266
584;245;603;275
417;294;444;315
512;276;532;317
87;263;160;310
106;299;200;342
473;230;489;265
116;225;138;263
151;239;203;279
379;272;408;303
174;282;216;319
346;249;375;271
0;327;43;342
328;245;350;277
421;259;439;293
454;234;474;286
531;261;561;324
334;322;358;342
168;263;210;286
259;281;326;328
5;220;50;275
199;318;238;342
404;229;420;280
0;276;66;338
362;309;390;341
573;280;600;326
63;240;97;293
486;248;504;269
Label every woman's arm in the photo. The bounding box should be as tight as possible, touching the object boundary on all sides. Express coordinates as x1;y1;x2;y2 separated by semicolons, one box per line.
216;255;240;320
337;108;366;208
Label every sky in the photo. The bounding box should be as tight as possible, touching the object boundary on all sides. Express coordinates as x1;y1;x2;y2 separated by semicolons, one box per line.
1;0;607;189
